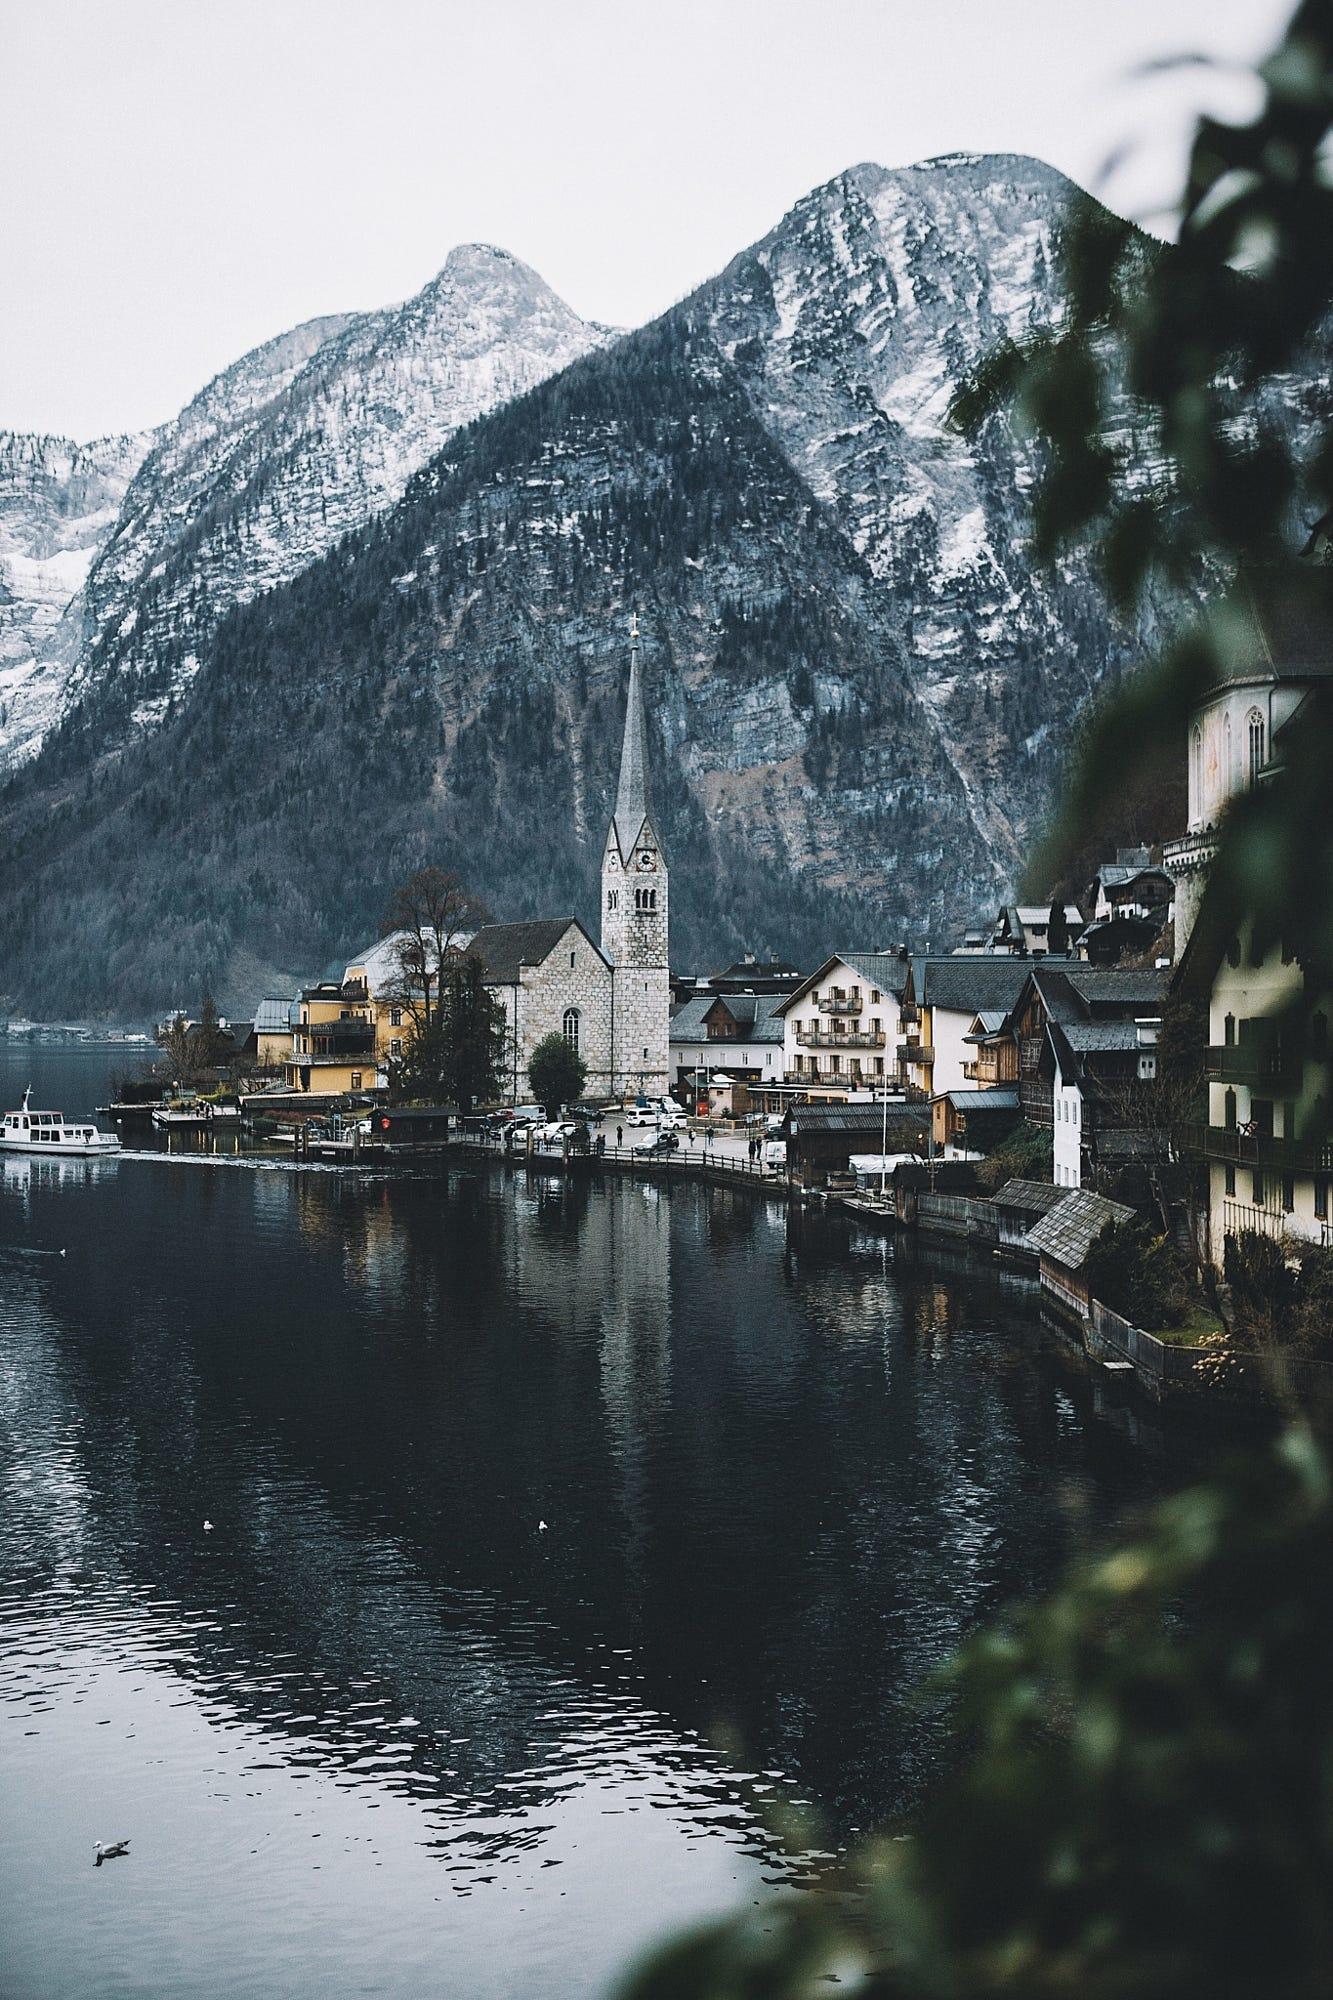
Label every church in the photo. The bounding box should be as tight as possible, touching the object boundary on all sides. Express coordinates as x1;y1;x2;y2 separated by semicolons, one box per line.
468;628;671;1103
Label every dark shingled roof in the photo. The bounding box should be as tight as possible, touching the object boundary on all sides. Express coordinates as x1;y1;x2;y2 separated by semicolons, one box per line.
670;992;785;1042
470;919;598;983
920;958;1030;1013
1061;965;1170;1004
937;1087;1021;1112
837;952;911;996
1024;1189;1135;1270
992;1178;1066;1215
790;1104;927;1136
1060;1021;1152;1053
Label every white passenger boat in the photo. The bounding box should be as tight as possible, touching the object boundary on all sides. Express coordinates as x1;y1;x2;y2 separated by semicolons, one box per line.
0;1089;121;1156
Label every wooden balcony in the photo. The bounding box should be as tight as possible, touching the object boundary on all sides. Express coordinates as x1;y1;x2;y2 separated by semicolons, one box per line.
816;996;862;1015
1206;1043;1301;1085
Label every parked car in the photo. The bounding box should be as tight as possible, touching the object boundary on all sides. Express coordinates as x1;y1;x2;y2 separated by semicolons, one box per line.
626;1107;658;1127
636;1131;680;1156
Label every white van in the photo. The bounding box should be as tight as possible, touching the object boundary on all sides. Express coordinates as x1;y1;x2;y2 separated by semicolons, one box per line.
762;1139;787;1172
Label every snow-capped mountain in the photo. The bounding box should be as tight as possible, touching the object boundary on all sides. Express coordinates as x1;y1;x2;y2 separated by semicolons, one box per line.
0;430;152;765
1;246;613;766
0;155;1318;1018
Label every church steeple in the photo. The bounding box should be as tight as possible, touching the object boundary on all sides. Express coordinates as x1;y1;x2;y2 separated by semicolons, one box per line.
612;613;652;861
601;617;669;1104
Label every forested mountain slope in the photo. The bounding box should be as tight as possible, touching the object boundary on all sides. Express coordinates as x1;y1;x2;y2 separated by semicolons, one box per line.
1;154;1312;1018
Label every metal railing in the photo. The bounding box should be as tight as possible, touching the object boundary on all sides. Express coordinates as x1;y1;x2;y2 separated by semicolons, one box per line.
816;996;862;1015
1182;1122;1333;1174
797;1028;885;1049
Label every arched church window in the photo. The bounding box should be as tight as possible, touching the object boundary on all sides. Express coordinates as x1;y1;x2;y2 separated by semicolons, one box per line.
607;888;619;913
635;885;657;912
1190;725;1203;821
1248;708;1266;786
1223;711;1232;794
562;1008;580;1052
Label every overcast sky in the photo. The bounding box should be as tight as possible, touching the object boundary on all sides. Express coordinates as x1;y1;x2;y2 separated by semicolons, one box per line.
2;0;1295;440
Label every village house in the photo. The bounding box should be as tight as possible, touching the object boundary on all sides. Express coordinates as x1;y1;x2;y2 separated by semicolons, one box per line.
931;1086;1022;1155
283;981;380;1097
774;952;911;1094
1177;915;1332;1257
669;989;786;1104
899;957;1030;1098
1023;1187;1136;1319
1087;847;1174;924
1010;963;1168;1187
254;996;296;1070
1162;547;1333;1265
990;902;1085;956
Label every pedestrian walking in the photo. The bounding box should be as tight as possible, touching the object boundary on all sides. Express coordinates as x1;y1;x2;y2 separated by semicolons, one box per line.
616;1124;623;1149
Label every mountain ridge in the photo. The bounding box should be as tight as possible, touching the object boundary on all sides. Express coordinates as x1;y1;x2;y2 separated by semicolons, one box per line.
0;152;1305;1017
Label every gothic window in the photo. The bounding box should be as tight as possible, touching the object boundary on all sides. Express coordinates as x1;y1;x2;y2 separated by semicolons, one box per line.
1247;707;1266;785
607;888;619;912
635;885;657;912
569;950;576;969
1190;725;1203;819
562;1008;580;1052
1223;712;1232;793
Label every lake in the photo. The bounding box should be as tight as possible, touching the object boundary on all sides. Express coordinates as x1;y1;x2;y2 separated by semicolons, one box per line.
0;1043;1191;1998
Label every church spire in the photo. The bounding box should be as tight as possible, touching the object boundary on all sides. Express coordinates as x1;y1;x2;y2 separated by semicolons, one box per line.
613;613;652;860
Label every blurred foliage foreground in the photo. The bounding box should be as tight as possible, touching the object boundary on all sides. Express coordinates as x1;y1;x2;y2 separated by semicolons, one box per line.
625;3;1333;1993
622;1432;1333;2000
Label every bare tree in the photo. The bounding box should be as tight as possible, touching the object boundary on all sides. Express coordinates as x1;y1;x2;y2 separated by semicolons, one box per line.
381;867;489;1032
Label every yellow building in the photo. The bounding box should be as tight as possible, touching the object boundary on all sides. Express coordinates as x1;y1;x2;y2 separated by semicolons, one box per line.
283;982;380;1096
253;996;296;1070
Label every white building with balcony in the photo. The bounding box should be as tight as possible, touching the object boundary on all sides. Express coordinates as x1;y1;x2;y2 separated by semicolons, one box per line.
773;952;911;1093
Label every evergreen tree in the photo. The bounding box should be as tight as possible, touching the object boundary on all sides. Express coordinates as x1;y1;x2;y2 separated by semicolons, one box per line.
434;952;507;1111
528;1032;587;1116
1046;897;1070;955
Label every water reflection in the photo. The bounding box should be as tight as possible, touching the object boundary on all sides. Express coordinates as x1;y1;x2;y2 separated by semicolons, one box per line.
0;1064;1197;1998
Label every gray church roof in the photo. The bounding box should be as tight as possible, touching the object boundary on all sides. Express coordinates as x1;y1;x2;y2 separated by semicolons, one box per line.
470;918;603;983
613;631;654;860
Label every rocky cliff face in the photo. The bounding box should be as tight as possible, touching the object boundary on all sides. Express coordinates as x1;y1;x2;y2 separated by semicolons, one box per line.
1;246;613;767
0;430;151;766
0;155;1314;1018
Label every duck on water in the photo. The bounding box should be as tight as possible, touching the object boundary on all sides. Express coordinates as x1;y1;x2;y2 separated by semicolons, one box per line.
0;1088;121;1157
